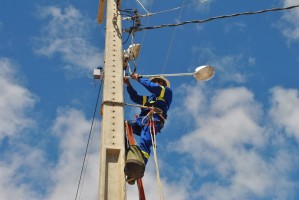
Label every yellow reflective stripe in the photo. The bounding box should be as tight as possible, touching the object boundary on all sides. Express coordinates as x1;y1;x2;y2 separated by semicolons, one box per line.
157;86;165;101
142;96;147;105
156;98;165;101
141;150;150;159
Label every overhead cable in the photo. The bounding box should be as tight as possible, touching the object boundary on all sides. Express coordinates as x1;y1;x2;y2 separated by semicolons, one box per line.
136;1;154;67
124;4;299;32
162;0;186;74
135;0;150;14
123;2;197;20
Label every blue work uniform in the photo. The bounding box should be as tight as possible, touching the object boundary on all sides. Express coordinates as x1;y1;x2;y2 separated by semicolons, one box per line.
126;77;172;164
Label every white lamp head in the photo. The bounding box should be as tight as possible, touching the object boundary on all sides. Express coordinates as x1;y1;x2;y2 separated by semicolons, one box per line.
194;65;215;81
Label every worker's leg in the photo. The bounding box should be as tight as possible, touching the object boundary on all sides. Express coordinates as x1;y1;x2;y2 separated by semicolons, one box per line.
138;125;152;165
132;118;163;165
128;120;141;136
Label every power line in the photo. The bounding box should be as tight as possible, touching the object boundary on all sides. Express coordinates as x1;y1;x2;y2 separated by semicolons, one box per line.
75;78;103;200
123;2;198;21
135;0;150;14
136;1;154;67
162;0;186;74
124;4;299;32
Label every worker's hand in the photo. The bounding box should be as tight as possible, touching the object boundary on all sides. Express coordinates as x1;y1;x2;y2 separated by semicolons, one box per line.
123;77;131;86
131;73;140;80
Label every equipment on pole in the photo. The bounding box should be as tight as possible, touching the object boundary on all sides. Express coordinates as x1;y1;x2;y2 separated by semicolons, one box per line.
125;65;216;81
123;44;141;62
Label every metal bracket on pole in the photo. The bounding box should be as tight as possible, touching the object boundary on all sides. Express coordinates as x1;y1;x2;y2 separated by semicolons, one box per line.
97;0;105;24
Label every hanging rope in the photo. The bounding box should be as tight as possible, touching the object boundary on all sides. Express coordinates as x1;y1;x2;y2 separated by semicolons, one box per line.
123;4;299;32
75;78;104;200
147;111;164;200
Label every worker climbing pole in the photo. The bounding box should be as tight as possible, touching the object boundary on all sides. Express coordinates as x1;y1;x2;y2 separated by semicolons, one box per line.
95;0;215;199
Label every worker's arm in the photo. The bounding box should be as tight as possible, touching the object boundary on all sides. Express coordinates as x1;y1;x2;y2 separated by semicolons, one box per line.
130;73;163;96
124;76;147;105
139;78;163;96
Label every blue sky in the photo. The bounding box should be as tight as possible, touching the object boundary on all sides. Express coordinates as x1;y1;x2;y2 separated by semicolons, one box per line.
1;0;299;199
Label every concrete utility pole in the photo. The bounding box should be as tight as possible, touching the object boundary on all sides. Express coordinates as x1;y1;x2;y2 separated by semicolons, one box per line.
97;0;126;199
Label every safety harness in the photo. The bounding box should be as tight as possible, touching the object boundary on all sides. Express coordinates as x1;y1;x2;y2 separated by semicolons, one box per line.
142;86;168;121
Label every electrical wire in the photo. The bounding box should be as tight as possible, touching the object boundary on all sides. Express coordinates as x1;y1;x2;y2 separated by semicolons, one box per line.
120;9;136;44
162;0;186;74
123;33;132;44
74;78;104;200
135;0;154;67
135;0;150;14
140;2;154;40
125;4;299;32
123;2;199;20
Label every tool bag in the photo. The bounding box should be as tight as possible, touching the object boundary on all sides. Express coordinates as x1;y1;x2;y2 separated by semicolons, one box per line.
124;145;145;180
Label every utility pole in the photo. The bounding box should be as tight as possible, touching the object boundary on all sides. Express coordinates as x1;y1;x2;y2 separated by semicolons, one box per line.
97;0;126;199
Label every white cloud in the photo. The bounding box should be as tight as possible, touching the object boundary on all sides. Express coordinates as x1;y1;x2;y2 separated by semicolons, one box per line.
0;65;100;199
168;83;299;200
0;107;101;200
0;148;45;200
0;58;37;139
45;108;100;200
34;5;103;72
0;58;45;199
269;86;299;142
278;0;299;41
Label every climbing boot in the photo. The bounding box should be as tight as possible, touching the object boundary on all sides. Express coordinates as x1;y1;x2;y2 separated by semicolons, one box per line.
124;145;145;180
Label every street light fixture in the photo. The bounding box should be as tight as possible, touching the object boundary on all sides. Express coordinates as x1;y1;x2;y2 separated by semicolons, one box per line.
125;65;215;81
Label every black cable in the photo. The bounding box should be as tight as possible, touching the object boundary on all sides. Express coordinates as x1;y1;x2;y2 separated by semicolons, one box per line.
122;32;132;44
74;78;104;200
122;10;137;45
123;4;299;32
